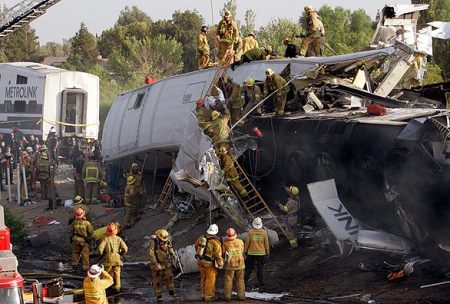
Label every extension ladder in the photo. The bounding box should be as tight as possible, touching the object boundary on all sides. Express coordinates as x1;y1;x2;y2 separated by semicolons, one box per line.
157;174;174;208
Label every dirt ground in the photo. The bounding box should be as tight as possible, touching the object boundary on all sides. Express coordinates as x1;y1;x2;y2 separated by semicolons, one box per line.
4;164;450;303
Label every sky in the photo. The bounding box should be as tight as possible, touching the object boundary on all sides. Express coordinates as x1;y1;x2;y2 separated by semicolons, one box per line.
1;0;411;44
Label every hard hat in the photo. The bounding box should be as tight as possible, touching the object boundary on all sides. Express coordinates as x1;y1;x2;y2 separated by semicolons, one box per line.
226;227;237;240
245;77;255;87
74;195;84;204
211;110;220;121
75;207;85;219
49;126;56;133
40;144;48;152
224;10;232;18
131;162;139;170
201;25;208;32
304;5;315;12
107;222;118;236
264;46;273;54
283;37;291;44
40;152;48;160
218;147;228;154
87;264;102;278
127;175;136;185
252;217;263;229
207;224;219;235
289;185;300;196
248;32;255;37
26;146;33;153
100;180;108;188
156;228;170;242
22;151;28;157
265;68;274;76
196;98;205;108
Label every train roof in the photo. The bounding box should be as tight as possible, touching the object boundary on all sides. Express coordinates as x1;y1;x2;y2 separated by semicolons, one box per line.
0;61;66;75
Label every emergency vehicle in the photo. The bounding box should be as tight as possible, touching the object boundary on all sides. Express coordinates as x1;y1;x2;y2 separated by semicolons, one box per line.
0;62;99;143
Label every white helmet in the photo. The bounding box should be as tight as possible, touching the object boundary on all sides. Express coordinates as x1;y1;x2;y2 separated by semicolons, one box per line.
87;264;102;278
26;146;33;153
252;217;263;229
207;224;219;235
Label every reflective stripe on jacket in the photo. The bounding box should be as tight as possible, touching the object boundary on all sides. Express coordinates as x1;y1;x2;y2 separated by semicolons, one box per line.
244;228;270;256
223;238;245;270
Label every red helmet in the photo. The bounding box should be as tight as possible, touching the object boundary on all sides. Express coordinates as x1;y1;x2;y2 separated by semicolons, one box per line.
107;223;118;236
226;227;236;240
75;208;85;219
196;98;205;108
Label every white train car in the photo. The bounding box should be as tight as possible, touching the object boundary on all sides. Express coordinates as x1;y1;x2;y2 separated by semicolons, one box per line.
0;62;99;141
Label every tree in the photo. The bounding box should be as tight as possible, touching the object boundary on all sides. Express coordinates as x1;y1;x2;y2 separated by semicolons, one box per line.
241;9;256;37
0;25;41;62
258;18;302;55
116;5;152;26
66;23;98;72
40;42;66;57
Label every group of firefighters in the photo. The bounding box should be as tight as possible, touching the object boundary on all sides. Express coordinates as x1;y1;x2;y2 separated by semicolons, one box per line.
197;5;325;70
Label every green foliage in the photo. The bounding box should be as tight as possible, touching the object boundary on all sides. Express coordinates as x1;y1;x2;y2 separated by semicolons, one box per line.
0;25;41;62
241;9;256;36
220;0;238;22
116;6;152;26
258;18;302;56
40;42;66;57
66;23;98;72
423;62;444;84
4;208;27;245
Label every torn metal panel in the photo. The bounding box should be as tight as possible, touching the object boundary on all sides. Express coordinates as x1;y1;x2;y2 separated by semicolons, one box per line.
356;229;411;254
427;22;450;40
307;179;360;245
388;4;429;17
226;60;290;83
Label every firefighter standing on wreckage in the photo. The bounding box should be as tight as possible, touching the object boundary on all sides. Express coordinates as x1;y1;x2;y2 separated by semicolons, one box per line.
195;224;224;302
264;68;288;116
216;10;240;64
299;5;325;57
279;186;300;248
197;25;210;69
149;228;177;303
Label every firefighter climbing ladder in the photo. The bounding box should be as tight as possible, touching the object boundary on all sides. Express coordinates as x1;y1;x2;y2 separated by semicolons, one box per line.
0;0;61;38
229;158;288;239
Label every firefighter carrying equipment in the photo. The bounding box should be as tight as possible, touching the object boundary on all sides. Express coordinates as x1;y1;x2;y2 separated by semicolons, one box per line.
289;186;299;196
196;236;207;258
156;228;170;242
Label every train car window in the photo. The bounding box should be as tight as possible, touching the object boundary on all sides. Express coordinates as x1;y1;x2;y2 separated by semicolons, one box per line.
16;75;27;84
133;92;145;109
4;100;12;113
28;100;37;113
14;100;26;112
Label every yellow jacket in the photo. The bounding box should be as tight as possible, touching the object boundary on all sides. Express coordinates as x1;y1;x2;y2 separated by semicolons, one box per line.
83;271;113;304
149;236;176;270
70;218;94;245
244;228;270;256
223;238;245;270
197;32;210;55
242;36;259;53
98;235;128;267
195;235;224;268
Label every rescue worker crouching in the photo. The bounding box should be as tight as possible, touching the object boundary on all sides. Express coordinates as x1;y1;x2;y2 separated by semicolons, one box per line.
242;77;263;118
82;153;103;205
223;227;246;302
264;68;288;116
124;175;139;229
244;217;270;291
278;186;300;248
149;228;177;303
98;222;128;293
195;224;224;302
83;264;114;304
70;208;94;271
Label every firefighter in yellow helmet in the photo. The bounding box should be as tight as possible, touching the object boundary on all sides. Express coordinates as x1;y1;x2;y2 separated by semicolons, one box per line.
128;162;145;215
195;98;212;131
278;186;300;248
217;147;248;198
149;228;177;303
209;107;231;153
82;153;103;205
299;5;325;57
124;175;138;228
220;76;244;125
195;224;223;301
98;222;128;293
36;151;52;209
70;208;94;271
264;68;288;116
83;264;113;304
242;32;259;53
197;25;210;69
223;227;246;301
216;10;240;64
242;77;263;117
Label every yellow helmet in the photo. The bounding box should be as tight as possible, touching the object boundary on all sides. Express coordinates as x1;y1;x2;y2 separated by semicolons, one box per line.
155;228;170;242
74;195;84;204
264;46;273;54
211;110;220;120
131;163;139;170
304;5;315;12
127;175;136;185
218;147;228;154
40;152;48;160
224;10;232;18
289;185;299;196
245;77;255;87
265;68;274;77
39;144;48;152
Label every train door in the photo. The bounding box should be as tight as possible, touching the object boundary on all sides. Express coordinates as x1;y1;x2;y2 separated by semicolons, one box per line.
61;89;87;136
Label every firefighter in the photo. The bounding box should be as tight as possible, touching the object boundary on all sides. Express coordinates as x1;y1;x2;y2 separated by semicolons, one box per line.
242;77;263;117
70;207;94;271
197;25;210;69
278;186;300;248
230;46;272;70
217;147;248;198
221;77;243;125
128;162;145;215
194;224;224;302
72;150;85;198
73;195;91;221
19;151;32;204
264;68;288;116
299;5;325;57
209;108;231;153
98;222;128;293
195;98;212;131
83;264;114;304
36;151;52;209
216;10;240;64
244;217;270;291
82;153;103;205
124;175;138;228
223;227;246;301
149;228;177;303
283;37;299;58
242;32;259;53
233;36;243;62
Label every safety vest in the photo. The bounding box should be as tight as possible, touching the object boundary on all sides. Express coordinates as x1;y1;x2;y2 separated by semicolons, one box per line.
84;162;100;183
71;219;92;243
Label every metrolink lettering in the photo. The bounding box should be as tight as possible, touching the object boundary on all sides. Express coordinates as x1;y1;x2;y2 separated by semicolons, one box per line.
328;204;359;235
4;86;38;99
